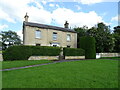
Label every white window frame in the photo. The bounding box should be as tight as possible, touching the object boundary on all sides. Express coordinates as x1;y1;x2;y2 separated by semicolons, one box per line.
67;34;71;41
35;30;41;39
53;32;57;40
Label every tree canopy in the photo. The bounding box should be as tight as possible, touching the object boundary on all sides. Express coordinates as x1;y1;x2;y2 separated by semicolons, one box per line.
75;22;116;53
0;30;21;50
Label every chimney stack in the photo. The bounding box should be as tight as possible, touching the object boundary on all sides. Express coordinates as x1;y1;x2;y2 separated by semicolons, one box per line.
24;13;29;22
64;21;69;28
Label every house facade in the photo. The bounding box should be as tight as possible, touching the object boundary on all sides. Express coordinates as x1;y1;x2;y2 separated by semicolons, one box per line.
23;13;77;48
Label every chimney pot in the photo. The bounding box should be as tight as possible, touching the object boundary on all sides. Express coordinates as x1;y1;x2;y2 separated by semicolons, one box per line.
24;13;29;22
64;21;69;28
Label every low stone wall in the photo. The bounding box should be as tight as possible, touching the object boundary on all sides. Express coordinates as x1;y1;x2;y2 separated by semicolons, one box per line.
0;54;3;61
65;56;85;59
98;53;120;57
28;56;59;60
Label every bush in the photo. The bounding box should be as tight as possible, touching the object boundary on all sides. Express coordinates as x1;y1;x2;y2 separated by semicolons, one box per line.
63;48;85;56
80;36;96;59
3;45;61;61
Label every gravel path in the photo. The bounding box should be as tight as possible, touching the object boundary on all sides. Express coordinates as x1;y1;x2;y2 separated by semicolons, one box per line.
0;59;81;71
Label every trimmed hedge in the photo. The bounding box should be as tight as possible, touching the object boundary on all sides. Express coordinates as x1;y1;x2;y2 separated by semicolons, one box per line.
3;46;61;61
63;48;85;56
80;36;96;59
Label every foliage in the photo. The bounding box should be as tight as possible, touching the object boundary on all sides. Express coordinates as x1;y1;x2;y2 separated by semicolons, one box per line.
63;48;85;56
3;60;118;88
3;46;32;61
3;46;61;61
80;36;96;59
87;22;115;53
113;26;120;52
0;30;21;50
74;26;88;48
114;26;120;34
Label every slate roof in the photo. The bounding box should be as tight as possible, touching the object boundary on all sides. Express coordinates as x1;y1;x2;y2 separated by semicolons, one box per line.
23;21;76;33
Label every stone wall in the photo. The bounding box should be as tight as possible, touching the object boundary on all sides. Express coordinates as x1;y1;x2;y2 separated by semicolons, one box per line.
65;56;85;59
0;54;3;61
98;53;120;57
28;56;59;60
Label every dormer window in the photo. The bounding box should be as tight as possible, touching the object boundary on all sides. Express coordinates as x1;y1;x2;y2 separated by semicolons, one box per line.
35;30;41;39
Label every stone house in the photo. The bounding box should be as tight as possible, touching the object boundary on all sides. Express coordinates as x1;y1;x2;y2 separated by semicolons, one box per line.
23;13;77;48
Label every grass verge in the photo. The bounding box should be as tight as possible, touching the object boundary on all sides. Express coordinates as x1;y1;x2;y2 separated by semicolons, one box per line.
100;57;120;60
2;59;118;88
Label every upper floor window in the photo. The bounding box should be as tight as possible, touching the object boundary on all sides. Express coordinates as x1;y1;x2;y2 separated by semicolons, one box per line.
35;30;41;38
53;32;57;40
67;34;71;41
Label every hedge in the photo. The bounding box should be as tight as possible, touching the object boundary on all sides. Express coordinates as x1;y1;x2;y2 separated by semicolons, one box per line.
3;45;61;61
63;48;85;56
80;36;96;59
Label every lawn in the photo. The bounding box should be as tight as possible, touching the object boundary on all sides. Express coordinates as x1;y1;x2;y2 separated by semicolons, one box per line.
1;60;53;69
100;57;120;60
2;59;118;88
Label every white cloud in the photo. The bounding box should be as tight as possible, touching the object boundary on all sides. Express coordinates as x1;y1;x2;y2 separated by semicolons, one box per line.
56;4;60;8
0;24;8;31
0;0;52;24
75;5;81;10
52;8;104;28
49;4;55;7
0;0;108;29
16;30;23;40
79;0;103;5
41;0;47;5
111;15;119;21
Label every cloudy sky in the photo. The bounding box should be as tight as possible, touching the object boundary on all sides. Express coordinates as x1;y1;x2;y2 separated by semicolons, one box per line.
0;0;119;40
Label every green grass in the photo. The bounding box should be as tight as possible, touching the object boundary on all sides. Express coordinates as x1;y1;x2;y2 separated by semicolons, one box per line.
2;59;118;88
100;57;120;60
1;60;53;69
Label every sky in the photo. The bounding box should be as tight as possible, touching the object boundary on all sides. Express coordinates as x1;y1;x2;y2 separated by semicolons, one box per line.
0;0;119;40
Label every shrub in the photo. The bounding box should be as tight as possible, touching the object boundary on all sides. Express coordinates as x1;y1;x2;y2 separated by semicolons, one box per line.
63;48;85;56
3;45;61;61
80;36;96;59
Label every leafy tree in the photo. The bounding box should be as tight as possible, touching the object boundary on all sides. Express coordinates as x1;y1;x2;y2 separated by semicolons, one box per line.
114;26;120;34
87;22;115;53
113;26;120;52
0;30;21;50
74;25;88;48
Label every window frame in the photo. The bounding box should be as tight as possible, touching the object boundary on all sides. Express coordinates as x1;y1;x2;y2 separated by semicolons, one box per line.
35;30;41;39
67;34;71;41
53;32;57;40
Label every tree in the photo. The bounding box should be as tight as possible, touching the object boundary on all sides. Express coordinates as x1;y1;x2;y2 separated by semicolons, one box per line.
87;22;115;53
113;26;120;52
74;25;88;48
114;26;120;34
0;30;21;50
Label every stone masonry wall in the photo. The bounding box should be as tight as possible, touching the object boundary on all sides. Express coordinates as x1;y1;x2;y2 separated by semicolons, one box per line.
28;56;59;60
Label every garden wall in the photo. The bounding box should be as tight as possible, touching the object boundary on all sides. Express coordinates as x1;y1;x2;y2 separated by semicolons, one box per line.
28;56;59;60
98;53;120;57
65;56;85;59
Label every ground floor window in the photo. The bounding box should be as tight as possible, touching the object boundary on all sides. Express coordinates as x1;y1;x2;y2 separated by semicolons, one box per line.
67;45;70;48
36;44;41;46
